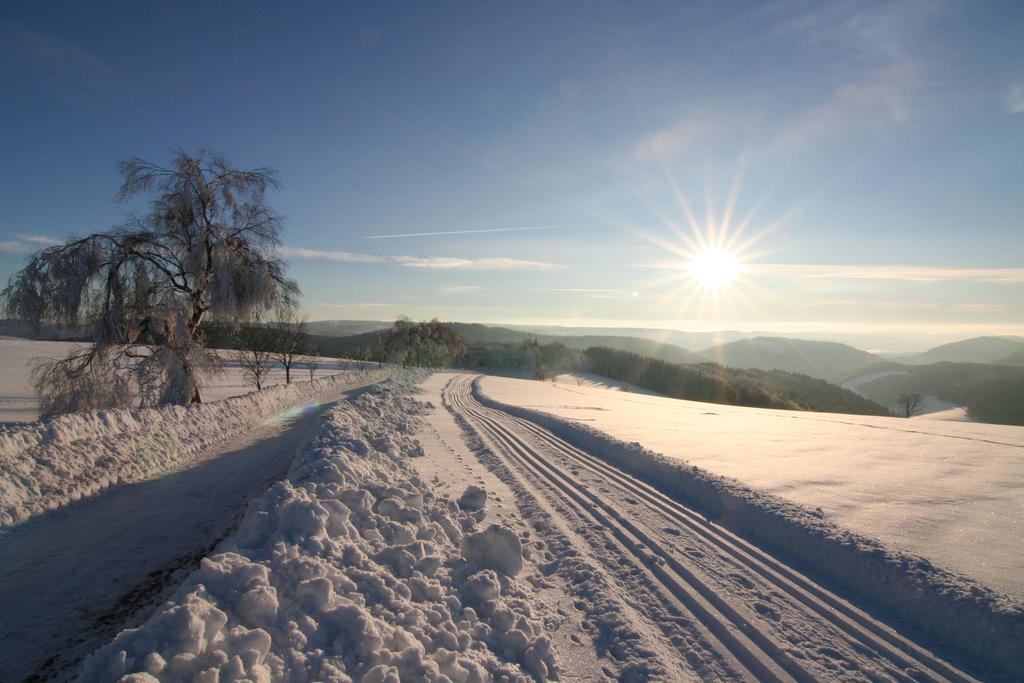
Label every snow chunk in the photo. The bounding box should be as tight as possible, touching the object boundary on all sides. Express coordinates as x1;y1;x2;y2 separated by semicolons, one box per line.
461;524;523;577
457;485;487;512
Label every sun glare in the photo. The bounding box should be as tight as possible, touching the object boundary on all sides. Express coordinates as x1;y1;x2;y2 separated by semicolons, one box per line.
686;248;743;290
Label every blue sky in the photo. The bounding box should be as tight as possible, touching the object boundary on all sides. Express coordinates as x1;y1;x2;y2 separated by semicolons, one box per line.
1;1;1022;349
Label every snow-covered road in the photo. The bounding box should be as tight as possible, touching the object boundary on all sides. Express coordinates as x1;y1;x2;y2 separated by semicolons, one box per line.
0;380;383;681
444;374;976;681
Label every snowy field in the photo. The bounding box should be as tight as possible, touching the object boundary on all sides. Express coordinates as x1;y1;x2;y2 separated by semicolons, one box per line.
0;337;366;423
549;372;662;395
479;375;1024;602
3;369;1017;679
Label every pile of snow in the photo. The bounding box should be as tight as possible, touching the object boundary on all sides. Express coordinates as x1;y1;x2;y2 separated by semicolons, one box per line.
0;369;384;528
80;377;557;682
473;377;1024;677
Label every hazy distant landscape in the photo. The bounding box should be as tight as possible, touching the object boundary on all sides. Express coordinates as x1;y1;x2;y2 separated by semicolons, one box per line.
300;320;1024;425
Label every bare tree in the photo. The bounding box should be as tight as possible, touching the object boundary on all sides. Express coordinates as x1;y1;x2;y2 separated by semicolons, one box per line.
236;324;274;391
302;348;321;381
269;307;307;383
1;150;297;414
896;392;924;417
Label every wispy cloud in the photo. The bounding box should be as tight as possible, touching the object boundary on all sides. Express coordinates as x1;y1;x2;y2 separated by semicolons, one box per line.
768;2;935;149
804;299;941;310
280;247;562;271
952;303;1009;312
531;288;623;293
312;301;397;309
0;233;61;254
0;22;114;93
750;264;1024;283
1007;83;1024;114
364;224;596;239
440;285;483;293
637;260;1024;283
631;115;720;163
772;60;918;149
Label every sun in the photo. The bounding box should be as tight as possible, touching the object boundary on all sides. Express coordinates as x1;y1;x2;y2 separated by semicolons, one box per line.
686;247;743;290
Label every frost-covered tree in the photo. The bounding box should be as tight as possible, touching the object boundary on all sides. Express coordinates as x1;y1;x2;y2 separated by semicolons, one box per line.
1;150;298;413
380;317;465;368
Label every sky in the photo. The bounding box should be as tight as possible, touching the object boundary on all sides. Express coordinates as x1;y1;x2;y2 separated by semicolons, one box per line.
1;1;1022;351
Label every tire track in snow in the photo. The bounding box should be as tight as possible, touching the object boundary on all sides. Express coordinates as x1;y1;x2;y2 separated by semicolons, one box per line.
495;401;975;682
449;376;807;682
444;380;708;681
448;375;976;682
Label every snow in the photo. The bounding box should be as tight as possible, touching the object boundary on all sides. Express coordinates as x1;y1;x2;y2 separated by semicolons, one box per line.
840;369;908;393
0;337;367;423
0;364;384;528
409;374;608;680
477;375;1024;604
910;394;977;421
6;369;1012;679
0;383;370;682
80;374;558;682
923;405;975;421
549;372;661;395
456;485;487;512
450;374;1009;679
461;524;524;577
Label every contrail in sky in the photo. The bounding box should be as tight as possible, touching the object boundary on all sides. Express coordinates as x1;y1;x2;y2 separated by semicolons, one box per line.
363;224;600;239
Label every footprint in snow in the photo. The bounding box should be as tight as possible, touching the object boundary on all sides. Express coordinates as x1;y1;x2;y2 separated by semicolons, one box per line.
728;573;755;589
754;602;780;621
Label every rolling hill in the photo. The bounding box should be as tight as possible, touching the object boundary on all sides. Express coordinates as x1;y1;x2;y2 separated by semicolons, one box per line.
306;320;393;337
841;361;1024;426
995;350;1024;367
308;321;709;366
699;337;884;380
904;336;1024;365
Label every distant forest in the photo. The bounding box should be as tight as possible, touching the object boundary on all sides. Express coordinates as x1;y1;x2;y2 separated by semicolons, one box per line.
583;347;892;416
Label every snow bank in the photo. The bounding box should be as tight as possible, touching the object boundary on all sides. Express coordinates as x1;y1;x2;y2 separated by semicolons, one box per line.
0;369;384;528
473;378;1024;680
80;376;557;682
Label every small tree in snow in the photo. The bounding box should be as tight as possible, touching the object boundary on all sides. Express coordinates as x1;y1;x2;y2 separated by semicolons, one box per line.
302;349;321;381
1;150;298;413
269;306;307;384
236;324;275;391
896;392;924;418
